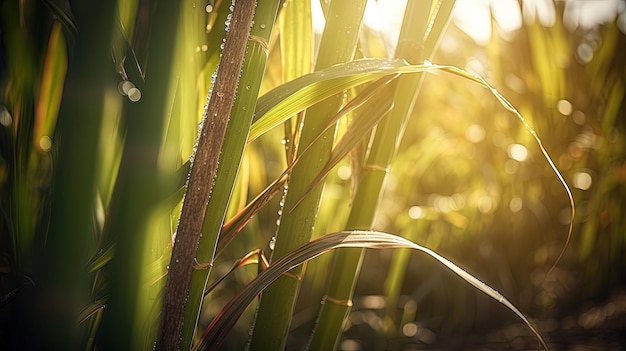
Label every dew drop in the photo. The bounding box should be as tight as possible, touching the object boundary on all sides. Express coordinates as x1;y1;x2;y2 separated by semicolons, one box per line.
245;85;251;90
205;4;213;12
269;237;276;250
260;23;266;29
217;92;224;98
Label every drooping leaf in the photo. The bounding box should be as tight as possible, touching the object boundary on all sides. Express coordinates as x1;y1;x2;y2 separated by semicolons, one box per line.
195;231;548;351
251;59;574;271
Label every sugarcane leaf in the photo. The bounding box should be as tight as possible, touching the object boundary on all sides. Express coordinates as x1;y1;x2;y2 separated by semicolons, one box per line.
252;59;574;272
249;59;408;142
194;231;548;351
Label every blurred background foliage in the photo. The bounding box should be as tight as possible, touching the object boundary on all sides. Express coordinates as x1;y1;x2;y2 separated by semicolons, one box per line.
0;0;625;350
346;1;626;349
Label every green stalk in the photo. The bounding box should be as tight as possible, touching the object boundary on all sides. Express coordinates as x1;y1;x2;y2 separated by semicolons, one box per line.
174;1;281;350
309;1;456;349
249;1;367;349
99;1;183;349
38;1;118;349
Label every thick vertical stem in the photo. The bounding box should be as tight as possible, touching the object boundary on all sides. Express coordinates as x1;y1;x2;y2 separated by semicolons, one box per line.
155;0;257;349
178;1;281;349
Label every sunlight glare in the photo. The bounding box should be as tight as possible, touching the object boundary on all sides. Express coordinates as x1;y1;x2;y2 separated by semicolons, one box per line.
363;0;406;55
522;0;556;26
311;0;325;34
564;0;624;30
453;0;522;45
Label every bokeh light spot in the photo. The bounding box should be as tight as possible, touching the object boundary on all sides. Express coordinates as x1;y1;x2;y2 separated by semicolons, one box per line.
339;339;361;351
504;159;519;174
127;87;142;102
572;110;586;125
465;124;485;143
477;196;493;213
573;171;592;190
509;197;523;212
557;99;573;115
402;323;418;337
408;206;425;219
507;143;528;162
39;136;52;151
118;80;135;96
576;43;594;63
0;106;12;127
337;165;351;180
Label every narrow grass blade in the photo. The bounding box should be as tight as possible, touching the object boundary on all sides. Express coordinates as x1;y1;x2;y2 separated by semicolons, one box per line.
204;249;269;296
78;297;108;324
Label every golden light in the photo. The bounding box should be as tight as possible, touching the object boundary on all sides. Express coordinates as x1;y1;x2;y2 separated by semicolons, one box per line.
408;206;425;219
465;124;486;143
507;143;528;162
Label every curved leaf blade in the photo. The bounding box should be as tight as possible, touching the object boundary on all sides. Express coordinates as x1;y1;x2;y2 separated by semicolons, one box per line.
195;231;547;351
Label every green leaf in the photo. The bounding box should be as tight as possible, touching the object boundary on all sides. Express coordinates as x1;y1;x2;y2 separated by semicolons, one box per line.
195;231;548;351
